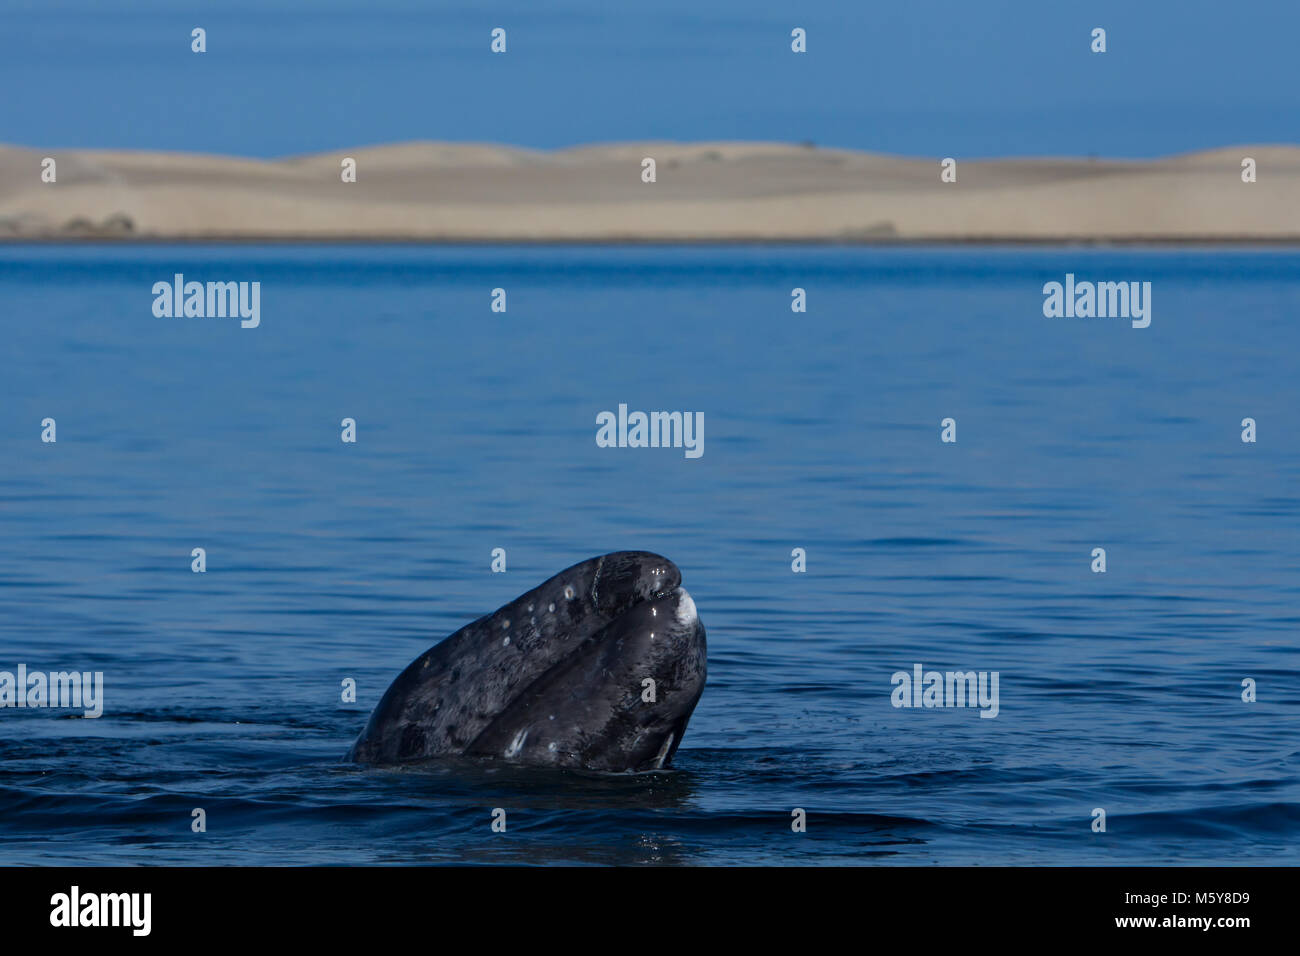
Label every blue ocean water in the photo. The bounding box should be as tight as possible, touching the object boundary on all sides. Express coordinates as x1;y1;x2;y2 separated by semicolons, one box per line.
0;245;1296;865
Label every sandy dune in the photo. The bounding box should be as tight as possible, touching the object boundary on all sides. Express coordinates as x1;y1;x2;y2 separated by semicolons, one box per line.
1;141;1297;241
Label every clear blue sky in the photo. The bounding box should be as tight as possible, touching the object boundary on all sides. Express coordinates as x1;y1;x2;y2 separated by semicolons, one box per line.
2;0;1294;157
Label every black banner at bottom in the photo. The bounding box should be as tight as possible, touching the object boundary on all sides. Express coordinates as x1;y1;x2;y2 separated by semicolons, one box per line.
0;866;1278;941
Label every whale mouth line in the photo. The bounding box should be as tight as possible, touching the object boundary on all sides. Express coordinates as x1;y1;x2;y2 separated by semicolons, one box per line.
626;585;684;623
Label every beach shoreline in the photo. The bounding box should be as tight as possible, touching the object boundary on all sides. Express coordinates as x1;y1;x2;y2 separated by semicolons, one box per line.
3;141;1297;243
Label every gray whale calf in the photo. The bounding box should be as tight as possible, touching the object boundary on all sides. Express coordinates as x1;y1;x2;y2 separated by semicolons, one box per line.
348;551;707;772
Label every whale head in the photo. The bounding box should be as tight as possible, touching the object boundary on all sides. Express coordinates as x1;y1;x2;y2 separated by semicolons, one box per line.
348;551;707;772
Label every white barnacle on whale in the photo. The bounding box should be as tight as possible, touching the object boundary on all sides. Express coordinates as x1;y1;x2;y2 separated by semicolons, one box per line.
504;729;528;758
652;733;675;770
675;588;697;626
590;555;606;607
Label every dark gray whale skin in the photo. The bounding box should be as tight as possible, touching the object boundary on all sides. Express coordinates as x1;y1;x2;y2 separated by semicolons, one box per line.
348;552;707;772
